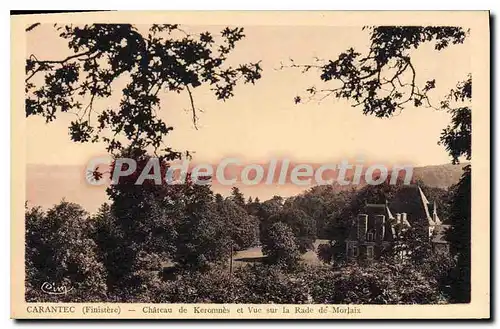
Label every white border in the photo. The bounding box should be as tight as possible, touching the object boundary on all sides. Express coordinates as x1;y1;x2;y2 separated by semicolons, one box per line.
4;2;498;328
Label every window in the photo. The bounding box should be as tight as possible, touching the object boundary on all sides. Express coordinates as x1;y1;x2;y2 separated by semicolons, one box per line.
366;246;374;260
367;232;374;241
348;244;358;258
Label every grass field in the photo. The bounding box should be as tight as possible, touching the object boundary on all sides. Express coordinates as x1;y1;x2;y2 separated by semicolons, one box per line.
233;239;330;267
161;239;331;269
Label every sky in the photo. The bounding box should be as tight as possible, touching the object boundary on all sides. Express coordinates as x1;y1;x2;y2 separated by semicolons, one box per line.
25;23;472;208
26;24;471;166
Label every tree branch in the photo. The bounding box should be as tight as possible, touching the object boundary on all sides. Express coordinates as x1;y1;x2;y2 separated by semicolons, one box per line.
186;85;199;130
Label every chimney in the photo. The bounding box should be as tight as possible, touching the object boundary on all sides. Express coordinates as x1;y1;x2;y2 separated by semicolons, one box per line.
401;213;407;225
432;201;438;223
396;213;402;225
357;214;368;241
375;214;386;241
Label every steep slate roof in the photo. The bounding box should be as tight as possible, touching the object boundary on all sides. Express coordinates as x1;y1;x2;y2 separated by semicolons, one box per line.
418;186;436;226
385;205;395;221
389;185;440;227
348;185;448;244
388;205;397;238
431;201;443;225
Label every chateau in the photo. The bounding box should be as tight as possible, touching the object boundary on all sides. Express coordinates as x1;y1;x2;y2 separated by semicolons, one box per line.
345;185;451;261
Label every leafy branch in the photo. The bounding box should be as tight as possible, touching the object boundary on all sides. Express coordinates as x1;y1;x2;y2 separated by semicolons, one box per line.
26;24;262;157
282;26;468;118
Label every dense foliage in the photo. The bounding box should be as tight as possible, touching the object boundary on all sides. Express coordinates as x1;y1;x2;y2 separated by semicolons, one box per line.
288;25;472;303
25;202;107;302
261;222;302;268
26;178;457;303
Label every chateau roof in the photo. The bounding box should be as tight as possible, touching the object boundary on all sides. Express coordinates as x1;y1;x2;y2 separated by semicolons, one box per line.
349;184;449;244
432;201;443;225
388;184;440;227
418;186;436;226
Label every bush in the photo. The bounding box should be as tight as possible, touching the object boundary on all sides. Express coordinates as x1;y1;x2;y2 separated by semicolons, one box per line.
25;201;107;302
316;243;334;264
309;262;447;304
160;265;235;303
264;208;316;253
235;264;311;304
261;222;301;268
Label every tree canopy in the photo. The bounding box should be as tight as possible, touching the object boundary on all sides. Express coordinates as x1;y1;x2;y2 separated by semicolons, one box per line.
26;24;262;157
288;25;472;302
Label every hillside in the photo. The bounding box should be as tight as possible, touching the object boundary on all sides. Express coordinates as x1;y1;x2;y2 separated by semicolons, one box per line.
412;163;469;189
26;162;468;213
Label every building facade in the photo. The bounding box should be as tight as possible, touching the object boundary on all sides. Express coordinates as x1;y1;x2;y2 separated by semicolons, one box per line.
345;185;451;261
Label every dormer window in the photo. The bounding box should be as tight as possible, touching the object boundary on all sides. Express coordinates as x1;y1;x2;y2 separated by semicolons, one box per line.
367;246;374;260
348;245;358;258
367;232;374;241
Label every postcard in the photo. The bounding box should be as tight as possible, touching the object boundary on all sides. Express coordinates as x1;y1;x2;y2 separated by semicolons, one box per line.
11;10;490;319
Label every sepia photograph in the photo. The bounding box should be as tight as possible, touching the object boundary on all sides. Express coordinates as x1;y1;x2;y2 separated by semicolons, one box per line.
10;10;490;319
